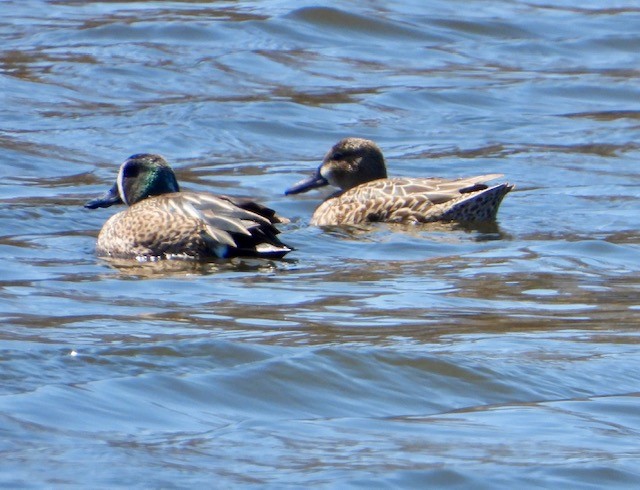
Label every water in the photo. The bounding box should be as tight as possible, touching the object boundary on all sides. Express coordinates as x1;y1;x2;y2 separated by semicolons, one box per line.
1;0;640;487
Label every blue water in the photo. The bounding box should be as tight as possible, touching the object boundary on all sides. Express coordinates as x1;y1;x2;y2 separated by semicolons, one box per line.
1;1;640;487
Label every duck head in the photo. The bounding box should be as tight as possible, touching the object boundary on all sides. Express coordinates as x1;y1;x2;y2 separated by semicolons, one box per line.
285;137;388;195
85;153;180;209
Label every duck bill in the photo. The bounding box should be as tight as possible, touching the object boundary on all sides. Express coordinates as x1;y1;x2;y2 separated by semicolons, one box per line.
284;172;329;195
84;182;123;209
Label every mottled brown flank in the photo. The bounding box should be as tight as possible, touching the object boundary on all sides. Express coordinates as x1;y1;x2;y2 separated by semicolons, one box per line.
97;197;207;258
96;191;289;260
310;177;513;226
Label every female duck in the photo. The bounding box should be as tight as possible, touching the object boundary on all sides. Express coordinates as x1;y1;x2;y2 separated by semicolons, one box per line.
86;154;291;260
285;138;513;226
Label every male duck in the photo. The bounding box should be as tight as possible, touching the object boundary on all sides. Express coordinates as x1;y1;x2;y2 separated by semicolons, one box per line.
85;153;292;260
285;137;513;226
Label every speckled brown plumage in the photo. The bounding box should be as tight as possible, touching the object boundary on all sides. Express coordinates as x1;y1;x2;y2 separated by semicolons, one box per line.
311;176;512;226
285;138;513;226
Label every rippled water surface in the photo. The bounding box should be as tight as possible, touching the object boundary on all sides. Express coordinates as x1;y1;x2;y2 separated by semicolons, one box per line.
2;0;640;487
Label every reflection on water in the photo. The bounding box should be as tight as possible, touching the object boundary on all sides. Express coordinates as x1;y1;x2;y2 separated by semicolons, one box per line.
1;0;640;487
98;255;292;279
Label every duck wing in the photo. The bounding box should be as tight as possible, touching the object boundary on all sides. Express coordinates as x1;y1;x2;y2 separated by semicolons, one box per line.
150;192;291;258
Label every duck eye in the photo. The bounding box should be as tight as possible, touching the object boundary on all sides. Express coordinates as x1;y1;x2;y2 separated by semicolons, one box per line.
123;164;140;178
332;152;345;160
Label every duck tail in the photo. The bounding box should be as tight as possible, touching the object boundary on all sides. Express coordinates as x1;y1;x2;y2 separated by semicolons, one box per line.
229;228;293;259
438;183;514;222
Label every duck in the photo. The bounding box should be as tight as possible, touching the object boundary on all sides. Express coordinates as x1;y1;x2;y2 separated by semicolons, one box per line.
285;137;513;226
85;153;292;260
